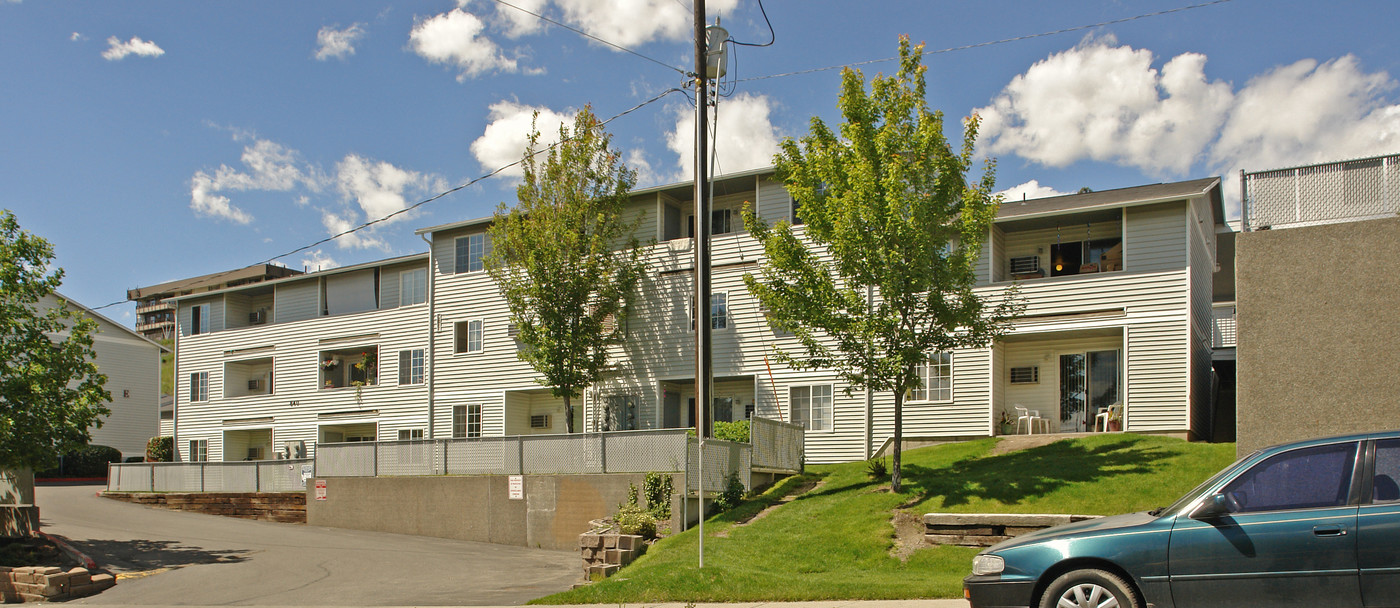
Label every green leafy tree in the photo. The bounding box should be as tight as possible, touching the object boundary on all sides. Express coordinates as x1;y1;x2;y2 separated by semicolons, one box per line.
0;210;110;471
485;107;646;434
742;38;1022;492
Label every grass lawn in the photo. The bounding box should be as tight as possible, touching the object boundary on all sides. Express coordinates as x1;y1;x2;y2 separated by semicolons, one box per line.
533;434;1236;604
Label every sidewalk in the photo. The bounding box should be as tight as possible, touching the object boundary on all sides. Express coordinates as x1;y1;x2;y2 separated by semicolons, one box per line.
91;603;969;608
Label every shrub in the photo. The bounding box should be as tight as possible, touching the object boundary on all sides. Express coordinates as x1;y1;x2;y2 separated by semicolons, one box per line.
711;472;746;512
146;436;173;462
643;472;673;521
38;444;122;477
616;503;658;539
865;456;888;479
712;420;750;443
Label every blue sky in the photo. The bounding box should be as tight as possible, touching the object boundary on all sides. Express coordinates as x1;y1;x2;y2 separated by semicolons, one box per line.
3;0;1398;323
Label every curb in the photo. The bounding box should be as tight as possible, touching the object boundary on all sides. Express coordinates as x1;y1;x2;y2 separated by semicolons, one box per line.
38;531;100;570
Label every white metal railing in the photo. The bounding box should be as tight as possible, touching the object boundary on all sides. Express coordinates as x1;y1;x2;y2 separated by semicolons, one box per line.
1212;303;1237;349
107;459;314;493
1243;153;1400;231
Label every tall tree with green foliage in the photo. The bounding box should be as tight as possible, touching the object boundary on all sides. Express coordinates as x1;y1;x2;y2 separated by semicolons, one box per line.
485;107;646;433
0;210;110;471
743;38;1023;492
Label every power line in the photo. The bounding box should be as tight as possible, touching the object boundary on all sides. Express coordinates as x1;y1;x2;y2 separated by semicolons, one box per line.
489;0;688;76
87;87;687;313
736;0;1236;83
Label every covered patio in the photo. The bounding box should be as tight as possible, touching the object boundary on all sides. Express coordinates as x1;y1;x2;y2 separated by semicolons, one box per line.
999;327;1124;435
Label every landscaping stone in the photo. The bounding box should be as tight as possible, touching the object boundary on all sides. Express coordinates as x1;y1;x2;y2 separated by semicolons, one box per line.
923;512;1103;547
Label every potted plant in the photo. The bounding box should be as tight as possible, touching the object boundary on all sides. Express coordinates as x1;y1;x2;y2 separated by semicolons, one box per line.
999;411;1015;435
1107;408;1122;432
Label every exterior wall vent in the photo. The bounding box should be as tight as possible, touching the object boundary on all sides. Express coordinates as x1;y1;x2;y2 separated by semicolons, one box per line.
1010;366;1040;384
530;414;551;429
1010;256;1041;275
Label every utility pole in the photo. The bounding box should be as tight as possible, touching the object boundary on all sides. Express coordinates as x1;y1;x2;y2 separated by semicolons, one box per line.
692;0;711;570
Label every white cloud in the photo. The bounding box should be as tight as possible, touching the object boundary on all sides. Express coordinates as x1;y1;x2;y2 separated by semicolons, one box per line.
667;92;781;181
70;32;85;42
977;36;1232;176
315;23;366;61
300;249;340;272
188;137;323;224
550;0;739;48
102;36;165;60
409;8;517;80
470;101;572;177
494;0;549;38
325;154;445;250
626;148;660;188
997;180;1069;202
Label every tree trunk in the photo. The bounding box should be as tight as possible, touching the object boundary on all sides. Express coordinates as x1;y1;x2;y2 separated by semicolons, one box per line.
892;390;904;493
563;393;575;434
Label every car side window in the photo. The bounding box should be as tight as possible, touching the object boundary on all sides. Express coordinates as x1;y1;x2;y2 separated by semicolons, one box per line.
1221;442;1357;513
1373;439;1400;503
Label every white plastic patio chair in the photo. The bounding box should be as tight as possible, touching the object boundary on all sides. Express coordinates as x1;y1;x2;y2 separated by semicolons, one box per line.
1094;404;1122;432
1014;404;1047;435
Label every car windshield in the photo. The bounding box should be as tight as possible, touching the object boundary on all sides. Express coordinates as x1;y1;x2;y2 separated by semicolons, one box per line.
1155;450;1260;516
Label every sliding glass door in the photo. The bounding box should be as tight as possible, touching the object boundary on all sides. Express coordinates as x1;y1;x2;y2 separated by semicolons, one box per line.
1059;350;1121;432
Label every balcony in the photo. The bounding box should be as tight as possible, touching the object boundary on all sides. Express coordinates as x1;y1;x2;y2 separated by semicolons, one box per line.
135;300;175;315
992;210;1123;284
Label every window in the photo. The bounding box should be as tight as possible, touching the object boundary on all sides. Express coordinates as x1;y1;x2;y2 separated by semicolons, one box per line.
604;395;639;431
188;439;208;462
687;209;736;237
454;320;484;353
189;372;209;402
190;304;209;335
398;349;425;385
790;385;833;432
1221;442;1357;513
912;351;953;402
397;429;424;441
710;293;729;330
319;347;378;389
399;268;427;306
454;234;487;273
1050;238;1123;276
453;404;483;438
1373;439;1400;503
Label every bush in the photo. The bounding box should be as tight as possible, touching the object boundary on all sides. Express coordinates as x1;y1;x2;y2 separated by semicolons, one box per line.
37;444;122;478
146;436;173;462
643;472;673;521
712;420;750;443
865;456;888;479
616;503;658;539
711;472;746;512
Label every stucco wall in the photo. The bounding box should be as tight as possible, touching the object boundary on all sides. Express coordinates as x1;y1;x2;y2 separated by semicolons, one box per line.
304;473;682;550
1235;217;1400;455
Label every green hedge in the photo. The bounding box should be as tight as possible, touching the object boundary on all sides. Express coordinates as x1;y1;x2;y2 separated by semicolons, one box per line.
36;445;123;478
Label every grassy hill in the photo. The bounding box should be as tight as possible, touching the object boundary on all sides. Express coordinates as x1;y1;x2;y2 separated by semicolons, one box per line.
534;434;1236;603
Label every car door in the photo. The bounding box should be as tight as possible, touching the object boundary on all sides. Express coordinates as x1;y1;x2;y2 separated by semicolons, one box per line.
1168;440;1363;608
1360;438;1400;607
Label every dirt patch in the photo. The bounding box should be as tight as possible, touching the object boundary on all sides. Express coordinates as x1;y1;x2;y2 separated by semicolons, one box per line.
888;510;927;562
989;434;1073;456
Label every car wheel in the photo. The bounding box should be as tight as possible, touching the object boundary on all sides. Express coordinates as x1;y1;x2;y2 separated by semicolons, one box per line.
1038;569;1140;608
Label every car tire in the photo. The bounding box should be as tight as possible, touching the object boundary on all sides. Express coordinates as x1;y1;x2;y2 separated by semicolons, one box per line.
1038;568;1141;608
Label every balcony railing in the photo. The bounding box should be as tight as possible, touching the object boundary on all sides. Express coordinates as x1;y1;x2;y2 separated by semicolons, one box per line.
135;301;175;315
1213;302;1237;349
1243;153;1400;231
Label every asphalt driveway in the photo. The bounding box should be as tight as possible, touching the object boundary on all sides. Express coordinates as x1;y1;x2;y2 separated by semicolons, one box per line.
36;483;579;605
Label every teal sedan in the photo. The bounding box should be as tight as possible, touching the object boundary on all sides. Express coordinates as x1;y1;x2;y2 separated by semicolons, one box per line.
963;431;1400;608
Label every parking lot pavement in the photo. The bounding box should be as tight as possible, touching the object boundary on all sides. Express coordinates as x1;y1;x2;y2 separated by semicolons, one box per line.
36;483;580;605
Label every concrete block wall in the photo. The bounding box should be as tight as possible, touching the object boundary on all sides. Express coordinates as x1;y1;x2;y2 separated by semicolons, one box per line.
0;566;115;602
102;492;306;523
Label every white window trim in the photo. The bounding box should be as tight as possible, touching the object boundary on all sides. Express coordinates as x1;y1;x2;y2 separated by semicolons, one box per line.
455;319;485;354
455;234;486;274
789;383;834;433
188;439;208;462
909;351;954;403
189;371;209;403
710;291;730;331
398;348;425;385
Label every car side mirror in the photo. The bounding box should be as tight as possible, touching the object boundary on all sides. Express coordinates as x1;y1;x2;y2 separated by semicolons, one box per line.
1191;493;1237;519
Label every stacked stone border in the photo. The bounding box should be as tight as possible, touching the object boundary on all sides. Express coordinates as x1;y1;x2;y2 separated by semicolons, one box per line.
0;566;115;602
923;513;1102;547
578;532;647;581
101;492;305;523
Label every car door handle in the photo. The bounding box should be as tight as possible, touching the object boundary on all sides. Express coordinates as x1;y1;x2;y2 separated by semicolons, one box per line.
1313;524;1347;537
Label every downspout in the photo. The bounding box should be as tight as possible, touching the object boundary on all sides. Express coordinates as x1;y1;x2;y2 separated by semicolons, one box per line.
421;233;436;438
172;303;180;461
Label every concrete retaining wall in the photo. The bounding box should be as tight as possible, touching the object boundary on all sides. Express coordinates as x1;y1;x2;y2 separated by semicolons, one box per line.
305;473;681;551
924;513;1102;546
1235;217;1400;455
101;492;305;523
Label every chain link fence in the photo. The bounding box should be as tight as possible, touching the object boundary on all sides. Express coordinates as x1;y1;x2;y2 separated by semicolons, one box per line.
108;459;313;493
1243;153;1400;231
749;417;804;472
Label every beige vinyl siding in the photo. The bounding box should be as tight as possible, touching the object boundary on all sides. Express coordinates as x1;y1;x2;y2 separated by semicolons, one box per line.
1186;195;1217;438
88;331;162;459
1001;334;1124;426
1124;202;1188;272
1124;320;1190;431
379;260;429;310
754;176;792;224
975;225;1005;285
180;296;223;336
274;280;320;323
175;292;429;462
991;342;1006;433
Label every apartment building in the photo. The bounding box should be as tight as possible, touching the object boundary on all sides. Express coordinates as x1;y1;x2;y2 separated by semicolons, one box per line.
172;169;1228;464
128;264;302;342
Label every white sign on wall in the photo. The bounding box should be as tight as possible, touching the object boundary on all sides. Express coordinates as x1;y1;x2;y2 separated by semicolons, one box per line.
315;479;327;501
508;475;524;500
